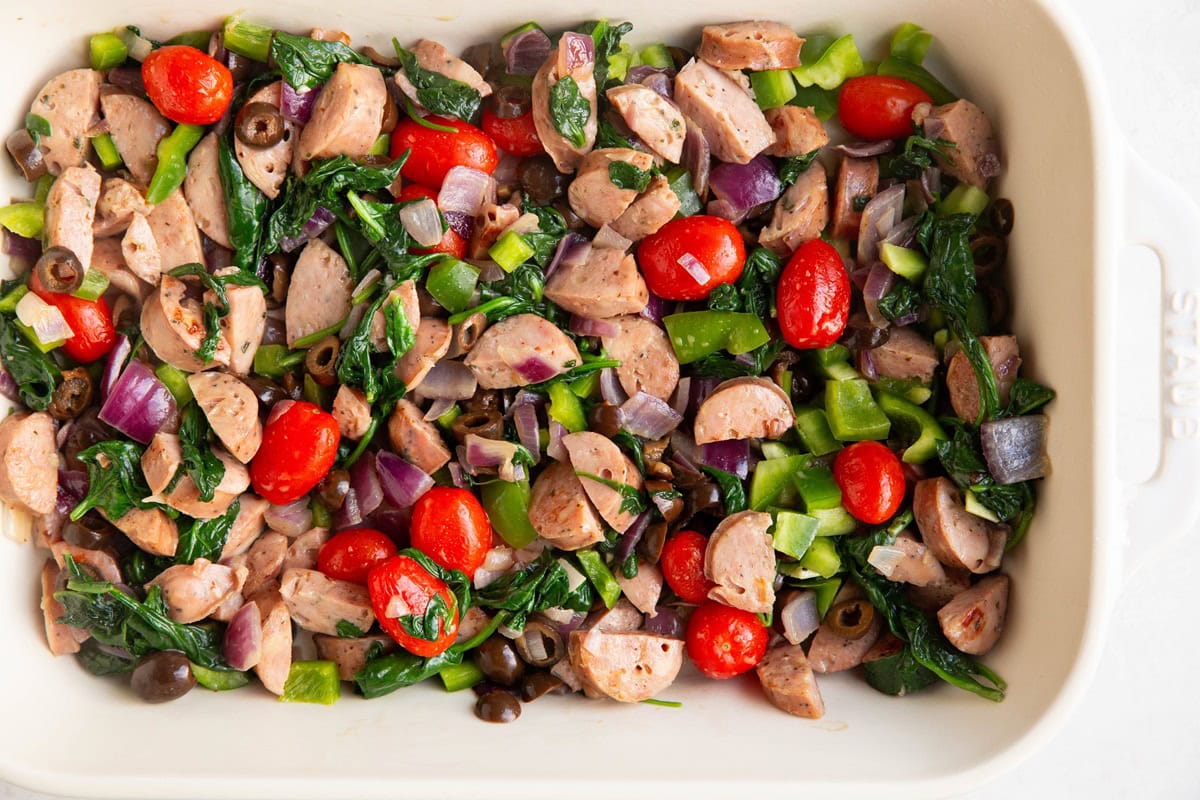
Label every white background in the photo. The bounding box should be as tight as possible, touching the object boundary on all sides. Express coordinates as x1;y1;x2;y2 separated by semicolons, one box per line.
5;0;1200;797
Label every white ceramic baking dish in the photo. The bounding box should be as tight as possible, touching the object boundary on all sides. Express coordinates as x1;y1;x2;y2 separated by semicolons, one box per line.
0;0;1195;796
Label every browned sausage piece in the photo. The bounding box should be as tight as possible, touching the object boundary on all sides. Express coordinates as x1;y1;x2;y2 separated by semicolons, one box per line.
764;106;829;158
567;148;655;228
704;510;776;614
412;39;492;98
830;156;880;240
51;541;122;584
693;376;795;444
465;313;582;389
387;398;452;475
298;63;385;162
869;530;947;587
93;177;152;238
937;574;1009;656
698;21;804;71
610;175;682;242
44;164;100;272
252;589;293;695
188;372;263;463
871;326;939;385
0;412;58;516
600;314;680;401
234;82;297;200
807;584;882;673
923;100;1000;189
286;238;353;347
209;267;267;376
331;385;372;441
674;59;774;165
394;317;452;391
913;477;1008;574
100;93;169;185
220;494;269;560
758;161;828;256
756;643;825;718
906;567;972;614
148;558;247;624
282;528;331;571
562;431;642;533
120;212;161;284
946;335;1022;422
183;132;232;249
315;634;398;681
468;202;521;260
147;188;205;271
142;275;231;371
279;567;376;635
240;532;289;598
109;507;179;558
30;68;102;174
531;36;598;173
544;246;649;319
568;628;684;702
91;237;150;300
587;597;644;634
606;84;686;163
41;560;86;655
614;561;663;617
528;460;606;551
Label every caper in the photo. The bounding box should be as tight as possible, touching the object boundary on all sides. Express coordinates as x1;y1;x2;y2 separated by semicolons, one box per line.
304;335;340;387
130;651;195;703
450;409;504;443
826;599;876;640
474;689;521;723
235;101;285;148
34;246;83;294
474;635;525;686
512;620;564;668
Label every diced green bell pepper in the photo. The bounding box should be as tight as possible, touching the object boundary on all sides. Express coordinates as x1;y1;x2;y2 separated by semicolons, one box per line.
876;376;933;405
439;660;484;692
253;344;304;379
793;407;842;457
548;380;587;433
663;311;771;364
426;257;480;313
750;69;797;109
772;510;818;559
799;536;841;578
167;30;214;50
71;269;109;301
809;577;843;618
368;134;390;156
310;500;332;529
810;505;857;537
791;34;865;90
639;43;673;69
489;230;534;272
155;363;193;406
14;320;63;353
793;466;842;511
877;56;957;105
146;123;205;204
664;167;702;217
575;549;622;609
191;663;250;691
280;660;340;704
761;441;801;460
873;389;946;464
222;15;274;62
889;23;933;65
0;202;45;239
89;32;129;70
0;284;29;314
826;379;891;441
480;478;539;549
939;184;989;218
881;242;929;282
749;454;806;511
436;403;461;430
813;343;859;382
91;133;124;170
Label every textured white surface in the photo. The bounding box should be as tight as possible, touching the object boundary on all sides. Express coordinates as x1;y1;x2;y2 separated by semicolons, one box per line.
3;0;1199;797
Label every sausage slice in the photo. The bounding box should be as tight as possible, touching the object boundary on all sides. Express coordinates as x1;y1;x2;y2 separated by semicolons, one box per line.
279;567;376;635
332;385;372;441
465;313;582;389
693;376;795;444
252;589;293;695
208;267;267;376
315;634;398;681
946;335;1021;422
757;643;825;718
758;161;828;256
674;59;774;165
606;84;686;163
91;237;151;300
240;532;289;598
568;628;684;702
110;507;179;558
872;326;939;385
531;35;598;173
220;493;269;560
0;411;58;516
41;560;86;655
147;188;205;270
697;21;804;71
562;431;643;533
870;530;947;587
614;561;663;617
188;372;263;463
411;39;492;98
298;63;385;162
282;528;331;572
183;132;232;249
528;460;606;551
142;275;231;371
120;212;161;284
567;148;655;228
147;558;247;624
937;574;1010;656
764;105;829;158
29;68;102;174
44;164;100;272
830;156;880;240
394;317;452;391
544;246;649;319
610;175;682;242
285;238;353;347
100;93;169;185
51;541;122;584
704;510;776;614
913;477;1007;574
923;100;1001;189
387;398;452;475
600;314;680;401
93;177;152;238
234;82;297;200
807;584;882;673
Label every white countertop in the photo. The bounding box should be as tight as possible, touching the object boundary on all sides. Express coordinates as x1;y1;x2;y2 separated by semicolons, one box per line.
5;0;1200;798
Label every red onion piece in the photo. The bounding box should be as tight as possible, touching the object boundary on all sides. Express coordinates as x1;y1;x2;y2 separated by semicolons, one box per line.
504;27;553;75
676;252;711;285
559;32;595;71
669;376;691;417
834;140;896;158
267;399;296;426
599;368;628;406
780;590;820;645
920;167;942;204
569;315;619;338
546;421;568;461
708;155;782;221
669;429;703;472
857;347;879;381
687;377;722;418
100;334;133;400
545;233;589;279
683;118;710;198
627;66;675;99
615;511;651;562
862;261;897;328
3;231;40;260
333;488;363;530
620;392;683;439
447;462;469;489
281;206;335;253
883;215;919;249
499;346;563;383
513;403;542;464
980;415;1049;484
58;468;89;504
439;166;496;218
423;397;455;422
442;210;474;240
98;358;176;444
223;603;262;671
376;451;435;508
701;439;751;479
858;184;906;265
281;81;320;125
351;453;384;517
414;360;478;401
643;606;684;639
371;503;412;538
464;434;526;482
639;291;669;325
264;498;313;537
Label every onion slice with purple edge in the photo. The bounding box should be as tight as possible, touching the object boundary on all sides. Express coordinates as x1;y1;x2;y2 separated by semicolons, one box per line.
599;368;628;406
281;81;320;125
333;488;363;530
980;415;1050;484
503;27;553;76
676;252;711;285
780;590;820;645
223;603;262;672
615;511;650;562
512;403;542;464
463;434;527;482
546;421;568;461
414;360;477;401
351;452;384;517
857;347;879;381
683;117;711;198
98;358;176;444
669;376;691;417
857;184;906;265
376;451;435;508
862;261;897;328
833;140;895;158
3;231;40;260
438;166;495;218
883;214;919;249
422;397;455;422
569;315;619;338
99;334;132;401
544;233;589;279
708;155;782;223
399;198;444;248
264;498;313;538
281;206;335;253
920;166;942;205
701;439;751;479
620;392;683;439
644;606;685;638
639;291;668;325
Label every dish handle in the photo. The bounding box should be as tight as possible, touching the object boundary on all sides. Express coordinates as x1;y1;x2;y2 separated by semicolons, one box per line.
1119;148;1200;579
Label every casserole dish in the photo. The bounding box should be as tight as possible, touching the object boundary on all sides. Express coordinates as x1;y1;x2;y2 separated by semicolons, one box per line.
0;0;1194;796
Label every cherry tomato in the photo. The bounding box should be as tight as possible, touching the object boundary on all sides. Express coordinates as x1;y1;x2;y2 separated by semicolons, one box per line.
368;554;459;656
141;45;234;125
249;401;341;505
481;106;543;157
837;76;933;141
832;441;906;524
409;487;493;579
637;216;747;301
390;116;498;189
317;528;398;584
660;530;715;604
685;600;769;679
28;273;115;364
395;184;468;259
776;239;851;350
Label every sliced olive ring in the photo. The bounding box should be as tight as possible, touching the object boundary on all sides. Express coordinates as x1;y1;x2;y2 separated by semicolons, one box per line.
451;409;504;442
305;335;340;387
48;368;95;420
235;101;285;148
5;129;47;182
34;246;84;294
512;620;564;668
826;599;877;640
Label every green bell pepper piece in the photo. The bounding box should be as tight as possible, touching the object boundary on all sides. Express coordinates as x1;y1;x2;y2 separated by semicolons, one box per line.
810;505;857;536
310;500;332;529
799;536;841;578
639;43;673;69
793;407;842;457
663;311;771;364
750;70;797;109
155;363;193;406
791;34;865;90
436;403;461;430
772;510;818;559
480;479;539;548
439;660;484;692
793;466;842;511
875;376;933;405
749;454;807;511
880;242;929;282
425;258;479;314
191;663;250;691
167;30;214;50
810;577;843;617
0;284;29;314
222;15;273;62
876;56;957;105
813;343;859;381
873;389;946;464
889;23;933;65
14;320;63;353
253;344;304;379
280;660;340;704
146;123;204;204
91;133;124;170
761;441;801;460
489;230;534;272
89;32;129;70
72;269;109;302
664;167;702;217
790;84;839;121
575;550;622;609
939;184;989;217
0;202;45;239
825;379;891;441
548;381;587;433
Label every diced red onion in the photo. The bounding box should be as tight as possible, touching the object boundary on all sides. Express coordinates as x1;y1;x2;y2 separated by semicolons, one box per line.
857;347;879;381
547;421;568;461
3;231;40;260
862;261;897;328
592;224;632;252
628;66;675;99
98;358;176;444
687;377;721;418
414;360;477;401
423;397;455;422
545;233;589;279
615;511;651;563
464;434;526;482
683;118;711;198
599;368;628;406
223;603;262;671
669;376;691;417
858;184;906;265
891;309;923;328
920;167;942;204
333;488;363;530
980;415;1050;485
513;403;541;464
834;140;895;158
559;32;595;71
446;462;469;489
504;27;553;75
676;252;711;286
669;429;703;472
440;210;472;240
883;215;919;248
639;291;669;325
264;498;313;537
627;65;675;84
370;504;411;538
399;198;444;248
643;606;684;639
99;334;132;401
281;206;335;253
58;468;88;504
701;439;751;479
620;392;682;439
708;155;782;221
351;453;384;517
569;315;619;338
780;591;820;645
376;451;435;508
439;166;496;218
281;81;320;125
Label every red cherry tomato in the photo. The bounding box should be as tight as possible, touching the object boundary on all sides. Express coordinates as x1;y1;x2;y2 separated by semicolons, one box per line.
390;116;498;189
685;600;769;679
837;76;933;141
832;441;906;524
660;531;715;604
776;239;851;349
28;273;115;364
249;401;340;505
394;184;468;259
637;216;747;301
141;45;234;125
481;106;544;157
317;528;399;584
368;554;459;656
409;487;493;579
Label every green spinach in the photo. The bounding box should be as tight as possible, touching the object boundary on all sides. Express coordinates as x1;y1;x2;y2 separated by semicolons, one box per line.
1004;378;1056;416
608;161;653;192
70;440;166;523
548;76;591;149
612;430;646;474
878;280;923;321
580;19;633;89
175;498;241;565
700;465;748;514
336;620;367;638
777;149;820;188
574;471;647;515
0;313;59;410
881;133;955;181
216;136;268;273
270;32;371;91
24;113;51;148
474;549;594;629
172;403;226;502
392;41;482;122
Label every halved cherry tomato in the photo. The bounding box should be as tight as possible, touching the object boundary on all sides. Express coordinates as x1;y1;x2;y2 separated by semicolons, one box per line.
28;273;115;364
637;215;746;301
141;45;234;125
660;530;715;604
409;487;493;579
395;184;468;259
481;106;543;157
776;239;850;349
837;76;933;141
390;115;498;189
249;401;340;505
368;554;459;657
685;600;768;679
832;441;906;524
317;528;399;584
